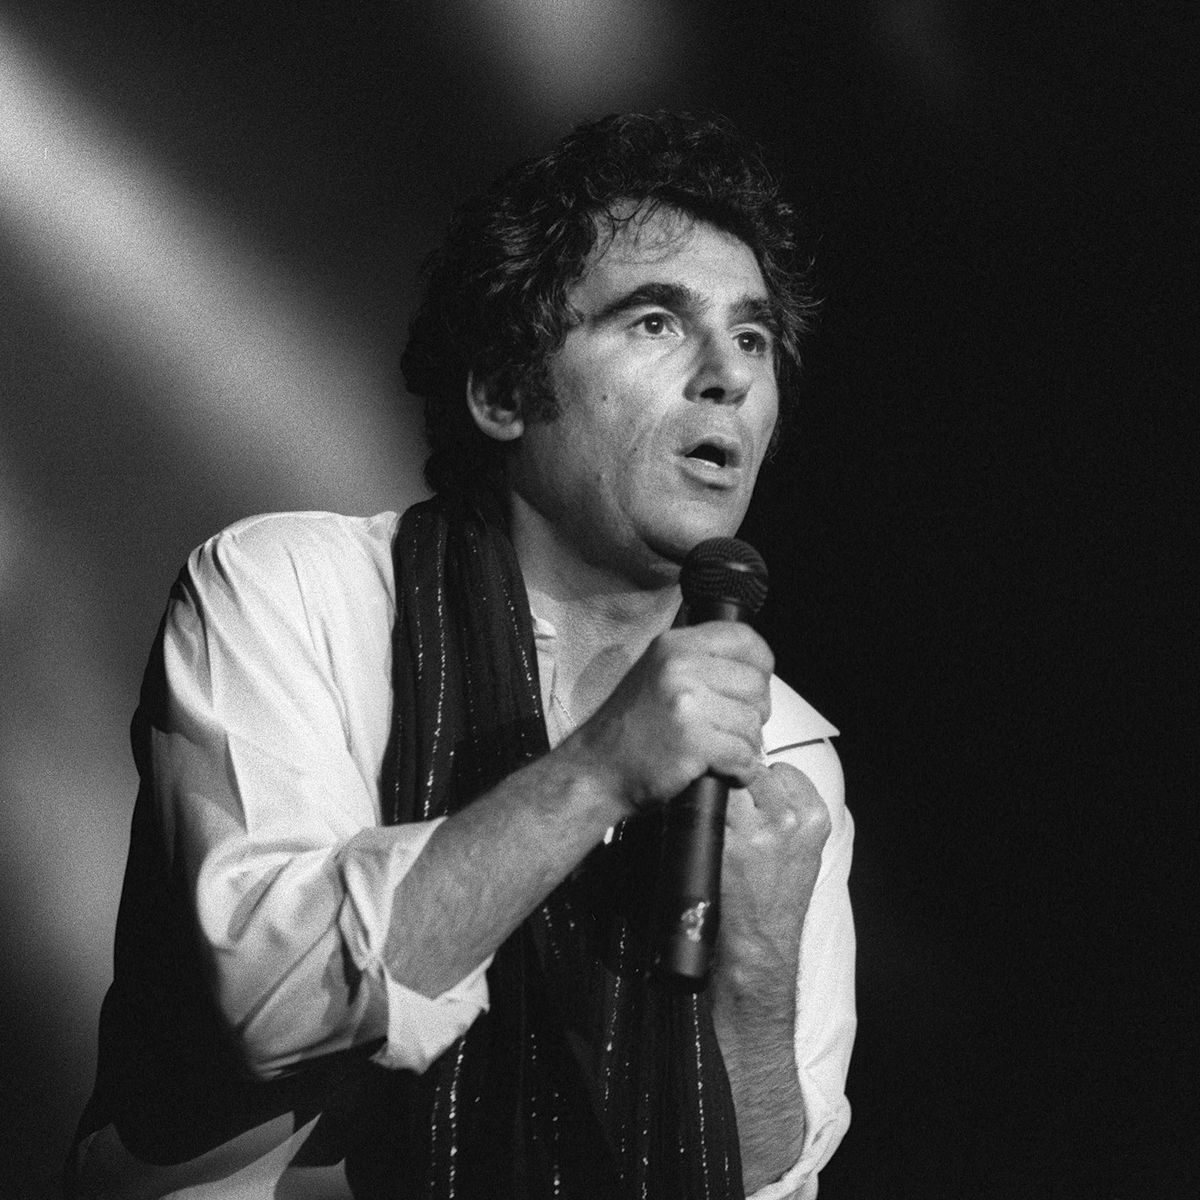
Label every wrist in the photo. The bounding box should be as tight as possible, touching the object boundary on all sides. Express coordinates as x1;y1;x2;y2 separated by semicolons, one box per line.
555;722;646;816
538;732;638;830
711;937;800;1011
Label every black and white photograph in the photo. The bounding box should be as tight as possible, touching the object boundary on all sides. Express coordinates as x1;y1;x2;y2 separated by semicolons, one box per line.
1;2;1189;1196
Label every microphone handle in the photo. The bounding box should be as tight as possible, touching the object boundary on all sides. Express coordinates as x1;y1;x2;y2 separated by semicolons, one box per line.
656;772;730;986
655;594;750;988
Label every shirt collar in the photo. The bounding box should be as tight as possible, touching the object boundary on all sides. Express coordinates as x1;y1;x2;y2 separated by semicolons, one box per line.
531;612;837;751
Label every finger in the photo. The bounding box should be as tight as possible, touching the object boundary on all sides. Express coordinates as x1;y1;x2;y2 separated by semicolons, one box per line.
747;761;812;808
697;722;768;787
723;784;760;830
683;691;766;757
747;763;830;836
678;622;775;676
687;659;771;725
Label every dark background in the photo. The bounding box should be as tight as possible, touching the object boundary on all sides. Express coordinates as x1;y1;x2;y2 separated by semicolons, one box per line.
1;2;1191;1196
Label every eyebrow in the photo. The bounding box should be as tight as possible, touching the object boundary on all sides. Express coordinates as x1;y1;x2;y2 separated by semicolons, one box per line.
731;294;782;338
593;282;780;336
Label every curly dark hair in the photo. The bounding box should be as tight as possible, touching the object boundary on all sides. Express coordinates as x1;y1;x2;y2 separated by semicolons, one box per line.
401;111;817;497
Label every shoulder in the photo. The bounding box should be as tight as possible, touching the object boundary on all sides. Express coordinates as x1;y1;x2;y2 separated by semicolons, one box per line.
172;511;401;648
192;510;400;583
183;511;399;606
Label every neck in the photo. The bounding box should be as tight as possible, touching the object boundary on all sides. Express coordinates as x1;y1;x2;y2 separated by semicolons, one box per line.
510;498;681;723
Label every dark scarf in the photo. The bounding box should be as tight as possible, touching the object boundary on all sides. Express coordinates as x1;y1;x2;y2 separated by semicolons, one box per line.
357;495;744;1199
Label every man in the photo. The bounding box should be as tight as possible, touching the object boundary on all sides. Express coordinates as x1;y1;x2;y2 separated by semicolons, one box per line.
69;112;854;1199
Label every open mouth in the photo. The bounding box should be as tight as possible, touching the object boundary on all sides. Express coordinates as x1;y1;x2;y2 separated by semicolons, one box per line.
685;442;729;468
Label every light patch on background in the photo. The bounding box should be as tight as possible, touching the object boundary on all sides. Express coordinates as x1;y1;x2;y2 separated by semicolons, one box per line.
459;0;685;120
1;23;427;1177
0;19;422;512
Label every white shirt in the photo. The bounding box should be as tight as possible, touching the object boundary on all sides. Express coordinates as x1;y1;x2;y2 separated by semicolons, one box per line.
73;511;855;1200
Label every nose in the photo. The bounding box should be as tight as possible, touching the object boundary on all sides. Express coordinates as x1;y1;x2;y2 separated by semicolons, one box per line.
685;333;753;406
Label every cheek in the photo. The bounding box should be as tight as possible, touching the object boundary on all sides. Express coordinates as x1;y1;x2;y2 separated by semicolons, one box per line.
576;397;653;465
751;393;781;459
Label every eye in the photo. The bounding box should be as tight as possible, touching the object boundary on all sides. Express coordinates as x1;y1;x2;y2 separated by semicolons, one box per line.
736;329;771;356
635;312;673;336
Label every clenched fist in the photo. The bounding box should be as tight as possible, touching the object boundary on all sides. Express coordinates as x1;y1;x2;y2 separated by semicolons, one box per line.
718;761;832;986
566;621;774;812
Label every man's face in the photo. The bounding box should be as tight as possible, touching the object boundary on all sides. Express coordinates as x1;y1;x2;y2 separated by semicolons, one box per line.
508;206;781;589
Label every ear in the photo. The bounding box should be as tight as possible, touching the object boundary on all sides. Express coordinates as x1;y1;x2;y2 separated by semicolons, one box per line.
466;371;525;443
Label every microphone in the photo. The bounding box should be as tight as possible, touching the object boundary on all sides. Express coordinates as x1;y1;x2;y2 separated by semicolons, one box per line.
655;537;769;988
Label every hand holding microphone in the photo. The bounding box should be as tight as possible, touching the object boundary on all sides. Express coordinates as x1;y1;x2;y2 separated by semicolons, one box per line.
655;537;769;988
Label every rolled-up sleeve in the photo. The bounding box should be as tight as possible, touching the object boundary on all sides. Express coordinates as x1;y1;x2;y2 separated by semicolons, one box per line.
749;735;856;1200
337;825;492;1072
149;513;490;1080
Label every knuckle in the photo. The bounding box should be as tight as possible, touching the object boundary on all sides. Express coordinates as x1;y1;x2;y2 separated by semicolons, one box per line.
666;680;700;724
794;793;832;841
767;765;831;836
776;806;801;835
660;648;694;686
655;665;687;711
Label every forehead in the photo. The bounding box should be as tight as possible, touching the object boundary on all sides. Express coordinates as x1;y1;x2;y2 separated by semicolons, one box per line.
569;206;768;310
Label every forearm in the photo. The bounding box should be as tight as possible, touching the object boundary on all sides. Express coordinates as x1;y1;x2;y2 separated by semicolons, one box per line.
710;942;807;1195
382;621;776;998
183;736;627;1076
713;759;834;1196
384;734;630;997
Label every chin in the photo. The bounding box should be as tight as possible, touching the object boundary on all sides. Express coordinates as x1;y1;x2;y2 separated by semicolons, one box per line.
646;510;745;569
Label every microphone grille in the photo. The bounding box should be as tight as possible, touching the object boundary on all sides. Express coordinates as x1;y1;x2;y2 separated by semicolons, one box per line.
680;537;769;616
